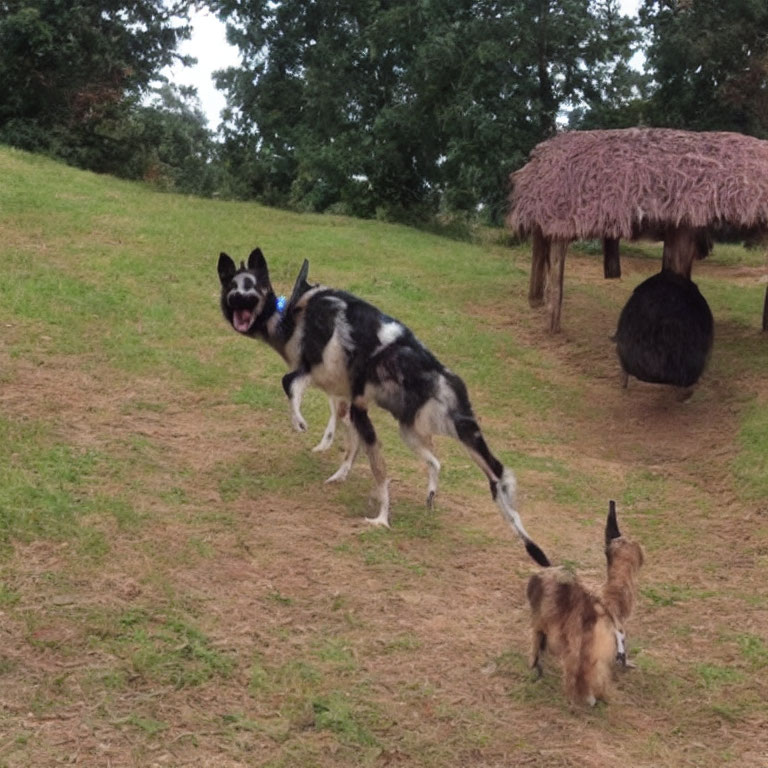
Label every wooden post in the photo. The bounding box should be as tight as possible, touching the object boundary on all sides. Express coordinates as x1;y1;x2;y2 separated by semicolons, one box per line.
662;226;699;278
695;229;713;261
545;238;568;333
763;285;768;332
603;237;621;279
529;227;550;308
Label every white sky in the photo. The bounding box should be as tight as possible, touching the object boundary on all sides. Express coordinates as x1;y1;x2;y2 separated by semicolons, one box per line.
164;8;239;129
170;0;644;131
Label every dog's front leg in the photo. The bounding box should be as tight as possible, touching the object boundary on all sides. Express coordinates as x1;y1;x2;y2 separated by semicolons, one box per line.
313;396;343;452
282;369;311;433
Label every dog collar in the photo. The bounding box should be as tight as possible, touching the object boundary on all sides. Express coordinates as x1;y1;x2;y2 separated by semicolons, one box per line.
276;295;287;314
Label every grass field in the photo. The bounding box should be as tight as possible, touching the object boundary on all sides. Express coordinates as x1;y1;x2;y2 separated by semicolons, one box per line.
0;146;767;767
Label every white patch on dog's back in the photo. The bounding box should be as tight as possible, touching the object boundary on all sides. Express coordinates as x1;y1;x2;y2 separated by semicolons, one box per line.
370;321;404;357
295;286;330;310
377;321;403;348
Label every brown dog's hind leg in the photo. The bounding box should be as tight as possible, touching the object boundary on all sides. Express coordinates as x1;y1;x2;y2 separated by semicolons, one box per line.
531;631;546;679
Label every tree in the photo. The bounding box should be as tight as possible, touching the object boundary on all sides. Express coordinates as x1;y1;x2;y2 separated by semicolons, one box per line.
212;0;433;217
415;0;639;220
118;85;223;195
212;0;638;221
640;0;768;137
0;0;195;173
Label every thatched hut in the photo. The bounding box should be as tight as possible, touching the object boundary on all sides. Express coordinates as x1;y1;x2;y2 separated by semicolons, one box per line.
507;128;768;332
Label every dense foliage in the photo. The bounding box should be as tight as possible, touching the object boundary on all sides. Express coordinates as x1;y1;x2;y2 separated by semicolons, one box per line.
639;0;768;138
0;0;219;193
2;1;768;220
212;0;637;222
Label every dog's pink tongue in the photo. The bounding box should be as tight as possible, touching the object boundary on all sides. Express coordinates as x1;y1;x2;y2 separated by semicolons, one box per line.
233;309;253;332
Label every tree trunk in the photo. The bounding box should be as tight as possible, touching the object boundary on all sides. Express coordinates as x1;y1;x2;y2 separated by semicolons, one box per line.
662;226;698;278
529;227;550;308
603;237;621;279
545;238;568;333
763;285;768;332
695;229;713;260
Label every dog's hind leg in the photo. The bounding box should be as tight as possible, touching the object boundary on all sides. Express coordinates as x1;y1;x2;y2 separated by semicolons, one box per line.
399;425;440;509
531;630;546;679
282;369;311;433
349;402;390;527
313;395;341;452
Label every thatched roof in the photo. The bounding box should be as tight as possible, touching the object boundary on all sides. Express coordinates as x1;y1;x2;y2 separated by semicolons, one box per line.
507;128;768;241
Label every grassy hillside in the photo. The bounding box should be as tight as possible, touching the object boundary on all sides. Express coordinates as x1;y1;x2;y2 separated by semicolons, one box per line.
0;145;767;767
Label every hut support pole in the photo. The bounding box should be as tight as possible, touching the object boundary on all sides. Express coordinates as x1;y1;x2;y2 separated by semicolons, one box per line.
545;239;568;333
603;238;621;279
662;226;698;278
763;285;768;332
529;228;550;307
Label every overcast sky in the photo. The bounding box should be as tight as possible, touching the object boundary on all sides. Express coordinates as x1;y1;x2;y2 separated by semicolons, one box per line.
165;8;239;129
169;0;644;130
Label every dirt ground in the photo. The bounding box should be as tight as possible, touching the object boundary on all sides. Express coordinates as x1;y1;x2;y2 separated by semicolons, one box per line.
1;251;767;767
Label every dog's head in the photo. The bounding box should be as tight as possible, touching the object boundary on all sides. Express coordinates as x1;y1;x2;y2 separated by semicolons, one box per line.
218;248;274;335
605;499;644;571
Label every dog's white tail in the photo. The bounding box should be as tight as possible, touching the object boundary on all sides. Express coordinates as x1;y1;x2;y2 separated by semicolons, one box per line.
495;468;550;567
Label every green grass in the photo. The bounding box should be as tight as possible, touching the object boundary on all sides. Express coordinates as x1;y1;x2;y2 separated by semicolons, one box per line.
1;145;767;768
641;584;716;607
88;607;235;689
246;646;383;756
698;276;766;330
706;242;767;268
0;417;109;557
733;398;768;499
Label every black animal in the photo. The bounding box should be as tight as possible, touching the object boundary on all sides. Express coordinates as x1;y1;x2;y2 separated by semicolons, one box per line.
615;270;714;389
217;247;549;566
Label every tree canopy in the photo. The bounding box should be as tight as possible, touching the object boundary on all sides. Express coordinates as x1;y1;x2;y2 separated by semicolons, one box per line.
639;0;768;138
3;1;766;222
0;0;216;187
212;0;638;222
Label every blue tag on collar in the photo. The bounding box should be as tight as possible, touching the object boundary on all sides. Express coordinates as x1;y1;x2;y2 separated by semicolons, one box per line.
276;295;287;314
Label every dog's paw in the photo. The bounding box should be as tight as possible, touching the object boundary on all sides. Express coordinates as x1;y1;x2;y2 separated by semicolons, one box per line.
364;514;390;528
324;465;350;484
312;433;334;452
292;414;308;433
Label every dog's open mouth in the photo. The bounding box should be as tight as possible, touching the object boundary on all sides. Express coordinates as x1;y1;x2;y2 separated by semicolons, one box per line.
233;308;254;333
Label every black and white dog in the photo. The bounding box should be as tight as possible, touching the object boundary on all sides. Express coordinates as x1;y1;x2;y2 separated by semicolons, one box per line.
218;247;549;566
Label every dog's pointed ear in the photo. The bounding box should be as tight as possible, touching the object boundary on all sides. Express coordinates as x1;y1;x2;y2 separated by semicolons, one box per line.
247;247;272;289
296;258;309;289
287;258;311;308
605;500;621;550
218;252;237;285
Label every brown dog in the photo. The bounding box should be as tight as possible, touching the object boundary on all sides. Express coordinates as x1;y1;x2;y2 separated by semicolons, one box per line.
525;501;644;705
